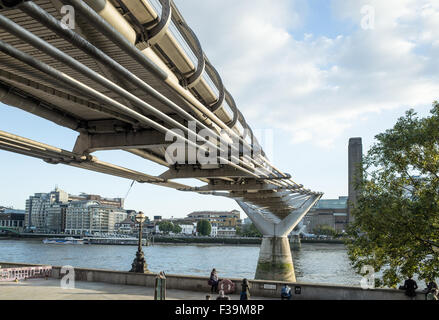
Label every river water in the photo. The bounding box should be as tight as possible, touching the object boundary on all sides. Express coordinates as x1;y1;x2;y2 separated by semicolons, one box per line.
0;240;363;286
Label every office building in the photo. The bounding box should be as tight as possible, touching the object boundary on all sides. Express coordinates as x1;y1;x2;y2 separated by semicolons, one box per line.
65;200;127;235
303;196;349;233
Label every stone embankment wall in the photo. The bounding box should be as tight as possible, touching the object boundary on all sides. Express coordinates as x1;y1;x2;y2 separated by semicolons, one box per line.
0;261;422;300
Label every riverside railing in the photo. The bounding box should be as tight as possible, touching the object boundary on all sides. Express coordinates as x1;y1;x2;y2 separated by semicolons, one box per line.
0;266;52;282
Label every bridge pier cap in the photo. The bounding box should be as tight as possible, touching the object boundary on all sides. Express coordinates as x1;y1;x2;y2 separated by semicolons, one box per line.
237;195;320;282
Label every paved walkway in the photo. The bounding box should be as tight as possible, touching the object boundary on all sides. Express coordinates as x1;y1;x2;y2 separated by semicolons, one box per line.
0;279;276;300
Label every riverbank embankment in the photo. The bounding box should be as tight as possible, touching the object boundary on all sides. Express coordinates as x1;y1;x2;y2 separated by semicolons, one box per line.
0;233;345;245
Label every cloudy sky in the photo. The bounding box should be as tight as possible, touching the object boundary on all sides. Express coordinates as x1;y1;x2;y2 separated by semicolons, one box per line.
1;0;438;218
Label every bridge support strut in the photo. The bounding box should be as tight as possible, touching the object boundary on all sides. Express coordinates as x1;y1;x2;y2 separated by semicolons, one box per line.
237;195;320;282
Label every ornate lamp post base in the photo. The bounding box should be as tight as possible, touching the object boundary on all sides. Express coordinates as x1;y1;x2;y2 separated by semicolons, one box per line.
129;211;149;273
130;250;148;273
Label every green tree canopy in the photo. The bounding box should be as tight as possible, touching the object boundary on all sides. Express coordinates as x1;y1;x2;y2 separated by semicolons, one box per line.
347;102;439;287
239;223;262;237
173;224;182;234
196;220;211;236
313;225;338;237
158;221;174;234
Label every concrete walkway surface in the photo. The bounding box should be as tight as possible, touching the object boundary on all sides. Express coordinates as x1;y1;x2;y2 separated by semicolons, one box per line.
0;279;276;300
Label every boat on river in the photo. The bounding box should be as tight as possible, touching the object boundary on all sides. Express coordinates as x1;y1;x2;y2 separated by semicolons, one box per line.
42;237;85;245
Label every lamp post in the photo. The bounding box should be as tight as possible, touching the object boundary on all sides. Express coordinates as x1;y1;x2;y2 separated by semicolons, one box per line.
130;211;148;273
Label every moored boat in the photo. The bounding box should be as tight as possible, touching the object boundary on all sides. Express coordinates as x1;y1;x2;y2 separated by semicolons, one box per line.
42;237;85;245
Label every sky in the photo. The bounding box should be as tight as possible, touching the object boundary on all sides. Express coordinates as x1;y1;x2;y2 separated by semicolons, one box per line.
1;0;438;218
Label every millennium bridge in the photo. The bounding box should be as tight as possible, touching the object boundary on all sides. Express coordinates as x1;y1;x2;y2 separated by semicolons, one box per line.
0;0;322;282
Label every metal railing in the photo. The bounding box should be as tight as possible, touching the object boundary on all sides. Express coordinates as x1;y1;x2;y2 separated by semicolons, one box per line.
0;266;52;282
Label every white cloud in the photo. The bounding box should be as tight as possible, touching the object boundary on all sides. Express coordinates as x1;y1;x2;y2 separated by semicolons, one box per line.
175;0;439;148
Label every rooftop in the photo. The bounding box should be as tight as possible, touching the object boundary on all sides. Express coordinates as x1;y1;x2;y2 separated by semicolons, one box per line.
187;210;240;217
313;197;348;210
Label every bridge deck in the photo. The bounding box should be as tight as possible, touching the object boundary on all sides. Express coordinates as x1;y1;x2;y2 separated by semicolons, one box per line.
0;0;323;274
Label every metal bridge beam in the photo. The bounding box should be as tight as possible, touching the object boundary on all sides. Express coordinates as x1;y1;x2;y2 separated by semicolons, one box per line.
73;130;168;154
159;165;254;180
180;183;291;192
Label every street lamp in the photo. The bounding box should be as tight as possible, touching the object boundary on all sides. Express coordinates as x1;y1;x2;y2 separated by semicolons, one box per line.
130;211;148;273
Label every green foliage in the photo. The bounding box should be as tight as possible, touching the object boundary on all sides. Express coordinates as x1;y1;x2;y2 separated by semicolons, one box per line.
239;223;262;237
158;221;182;234
173;224;182;234
196;219;211;236
158;221;174;234
313;225;338;237
346;102;439;288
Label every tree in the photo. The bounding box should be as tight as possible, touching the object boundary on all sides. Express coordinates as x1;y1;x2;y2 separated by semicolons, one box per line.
158;221;174;234
173;224;182;234
196;219;211;236
346;102;439;288
313;225;337;237
240;223;262;237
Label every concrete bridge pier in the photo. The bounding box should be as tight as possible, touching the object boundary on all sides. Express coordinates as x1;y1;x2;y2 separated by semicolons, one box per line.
290;234;301;251
237;195;320;282
256;236;296;281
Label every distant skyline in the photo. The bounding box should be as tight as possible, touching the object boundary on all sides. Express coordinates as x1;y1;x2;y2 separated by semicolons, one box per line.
1;0;438;217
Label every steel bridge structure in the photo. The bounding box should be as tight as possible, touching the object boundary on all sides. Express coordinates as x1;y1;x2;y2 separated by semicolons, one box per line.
0;0;322;281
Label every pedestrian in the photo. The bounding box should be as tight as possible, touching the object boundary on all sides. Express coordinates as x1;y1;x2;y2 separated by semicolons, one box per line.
281;284;292;300
402;276;418;299
425;280;438;300
427;280;438;291
426;289;439;301
208;268;219;293
216;290;230;300
240;278;251;300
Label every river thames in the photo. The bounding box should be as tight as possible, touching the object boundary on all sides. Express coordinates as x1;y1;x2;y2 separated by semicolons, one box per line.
0;240;363;286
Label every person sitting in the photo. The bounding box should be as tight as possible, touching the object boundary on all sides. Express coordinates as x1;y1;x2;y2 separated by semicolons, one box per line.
426;289;439;301
208;268;219;293
216;290;230;300
401;276;418;299
281;284;292;300
427;280;438;291
424;280;438;300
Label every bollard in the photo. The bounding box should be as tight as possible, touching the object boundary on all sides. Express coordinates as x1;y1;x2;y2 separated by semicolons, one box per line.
154;271;166;300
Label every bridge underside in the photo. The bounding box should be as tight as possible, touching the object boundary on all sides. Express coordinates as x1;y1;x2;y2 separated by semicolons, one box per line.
0;0;322;281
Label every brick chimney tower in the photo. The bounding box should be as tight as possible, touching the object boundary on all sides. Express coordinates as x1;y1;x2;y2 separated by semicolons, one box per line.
348;137;363;222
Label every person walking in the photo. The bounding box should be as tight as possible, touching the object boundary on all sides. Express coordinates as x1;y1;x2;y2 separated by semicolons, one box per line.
209;268;219;294
240;278;251;300
402;276;418;299
281;284;292;300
